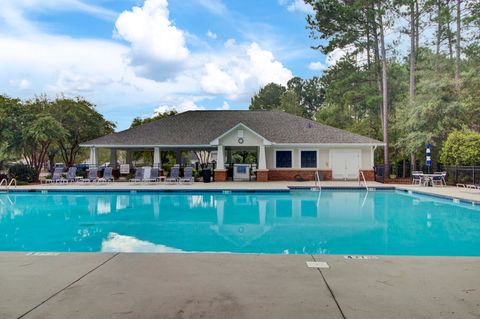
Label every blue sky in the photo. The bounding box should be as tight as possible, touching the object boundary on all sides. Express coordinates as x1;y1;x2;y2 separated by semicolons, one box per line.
0;0;329;130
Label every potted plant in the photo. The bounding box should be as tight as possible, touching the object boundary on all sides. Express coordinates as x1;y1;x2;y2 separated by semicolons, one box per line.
194;151;212;183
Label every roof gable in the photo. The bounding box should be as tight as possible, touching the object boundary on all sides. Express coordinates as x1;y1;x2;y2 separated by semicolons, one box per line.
210;122;271;146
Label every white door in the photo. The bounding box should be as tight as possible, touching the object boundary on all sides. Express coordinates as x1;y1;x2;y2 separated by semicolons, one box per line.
330;150;361;180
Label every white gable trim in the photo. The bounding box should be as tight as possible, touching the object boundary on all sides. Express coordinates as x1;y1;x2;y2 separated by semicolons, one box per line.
210;122;272;146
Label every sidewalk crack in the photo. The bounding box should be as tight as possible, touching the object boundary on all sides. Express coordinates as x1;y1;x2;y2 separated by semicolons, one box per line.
16;252;120;319
311;255;346;319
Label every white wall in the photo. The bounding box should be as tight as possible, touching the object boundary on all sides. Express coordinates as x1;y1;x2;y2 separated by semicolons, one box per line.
265;146;374;170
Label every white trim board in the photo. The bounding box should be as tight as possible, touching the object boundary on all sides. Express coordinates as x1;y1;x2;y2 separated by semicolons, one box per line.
209;122;271;146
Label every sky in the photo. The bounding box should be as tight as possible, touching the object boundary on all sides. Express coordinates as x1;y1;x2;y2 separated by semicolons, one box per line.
0;0;332;130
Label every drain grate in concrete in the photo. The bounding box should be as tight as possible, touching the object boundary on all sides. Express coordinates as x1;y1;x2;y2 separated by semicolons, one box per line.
344;255;378;260
26;252;60;256
306;261;329;268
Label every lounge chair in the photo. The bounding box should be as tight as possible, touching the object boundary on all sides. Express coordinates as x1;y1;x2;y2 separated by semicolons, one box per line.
98;167;114;183
179;166;194;184
44;167;64;184
165;166;179;184
59;167;78;183
80;168;98;183
129;168;143;183
143;167;160;183
457;183;480;192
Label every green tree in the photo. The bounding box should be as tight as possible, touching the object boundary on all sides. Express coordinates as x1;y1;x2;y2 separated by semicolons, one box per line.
249;83;286;111
52;97;115;167
279;90;304;116
440;130;480;165
130;109;177;128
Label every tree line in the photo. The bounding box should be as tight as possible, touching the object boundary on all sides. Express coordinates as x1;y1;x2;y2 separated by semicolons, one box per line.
0;95;115;181
250;0;480;173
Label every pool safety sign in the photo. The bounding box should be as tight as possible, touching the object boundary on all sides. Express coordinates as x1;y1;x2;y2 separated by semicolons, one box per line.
426;144;432;167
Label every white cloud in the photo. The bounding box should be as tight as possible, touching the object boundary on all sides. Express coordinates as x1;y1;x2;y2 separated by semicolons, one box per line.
216;101;230;110
2;0;117;32
115;0;190;80
201;63;238;95
193;0;227;16
9;78;30;90
280;0;314;14
153;98;206;115
207;30;218;40
200;42;293;100
308;61;327;71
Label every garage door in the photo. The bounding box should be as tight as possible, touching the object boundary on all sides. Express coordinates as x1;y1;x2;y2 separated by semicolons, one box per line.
330;150;361;180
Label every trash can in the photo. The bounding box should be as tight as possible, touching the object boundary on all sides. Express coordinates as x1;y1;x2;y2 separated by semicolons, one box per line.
202;169;211;183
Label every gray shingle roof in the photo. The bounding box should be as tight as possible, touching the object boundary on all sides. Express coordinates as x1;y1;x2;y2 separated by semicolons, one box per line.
81;110;383;146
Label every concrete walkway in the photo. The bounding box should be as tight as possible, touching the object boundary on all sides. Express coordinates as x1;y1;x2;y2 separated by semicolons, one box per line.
1;252;480;319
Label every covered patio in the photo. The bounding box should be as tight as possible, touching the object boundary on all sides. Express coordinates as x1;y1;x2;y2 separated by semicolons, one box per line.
80;110;384;182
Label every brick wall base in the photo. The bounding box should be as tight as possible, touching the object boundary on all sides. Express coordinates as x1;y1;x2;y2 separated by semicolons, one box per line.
256;170;269;182
214;169;227;182
360;170;375;181
268;170;332;181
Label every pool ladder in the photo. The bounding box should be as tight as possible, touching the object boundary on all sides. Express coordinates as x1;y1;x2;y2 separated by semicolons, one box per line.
358;171;368;191
314;171;321;189
0;178;17;191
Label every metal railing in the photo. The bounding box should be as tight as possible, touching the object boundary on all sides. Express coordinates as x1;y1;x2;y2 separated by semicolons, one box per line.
8;179;16;189
359;171;368;191
440;165;480;186
1;178;17;190
315;171;321;188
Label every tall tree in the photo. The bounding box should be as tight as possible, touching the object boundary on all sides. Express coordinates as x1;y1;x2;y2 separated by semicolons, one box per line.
378;1;390;175
455;0;461;87
52;97;115;167
249;83;286;111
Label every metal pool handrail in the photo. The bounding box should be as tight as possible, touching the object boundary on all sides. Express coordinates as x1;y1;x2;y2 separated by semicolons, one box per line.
315;171;321;188
1;178;17;190
8;179;17;189
359;171;368;191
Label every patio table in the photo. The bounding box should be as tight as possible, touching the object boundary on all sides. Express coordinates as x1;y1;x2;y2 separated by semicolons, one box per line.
421;174;443;187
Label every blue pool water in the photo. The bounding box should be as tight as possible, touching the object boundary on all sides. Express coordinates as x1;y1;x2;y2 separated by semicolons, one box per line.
1;190;479;255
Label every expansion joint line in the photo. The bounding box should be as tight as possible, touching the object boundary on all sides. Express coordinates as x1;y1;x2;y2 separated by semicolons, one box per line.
17;252;121;319
310;254;346;319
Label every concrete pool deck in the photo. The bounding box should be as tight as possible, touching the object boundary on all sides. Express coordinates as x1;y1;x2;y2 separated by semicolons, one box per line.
1;252;480;319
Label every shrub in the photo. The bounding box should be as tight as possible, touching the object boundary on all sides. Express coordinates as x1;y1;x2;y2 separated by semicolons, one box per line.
440;130;480;166
8;163;37;183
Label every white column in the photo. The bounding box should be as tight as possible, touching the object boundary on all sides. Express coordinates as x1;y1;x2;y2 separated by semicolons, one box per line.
153;147;161;168
216;145;225;169
258;145;267;170
89;147;98;167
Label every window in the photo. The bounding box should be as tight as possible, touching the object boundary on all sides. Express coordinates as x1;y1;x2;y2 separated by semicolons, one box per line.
301;150;317;168
275;150;292;168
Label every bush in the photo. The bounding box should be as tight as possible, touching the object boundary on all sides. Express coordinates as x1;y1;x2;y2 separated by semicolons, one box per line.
8;164;37;183
440;130;480;166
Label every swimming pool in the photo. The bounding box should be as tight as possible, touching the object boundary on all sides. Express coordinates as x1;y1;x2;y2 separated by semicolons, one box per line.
1;190;479;255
